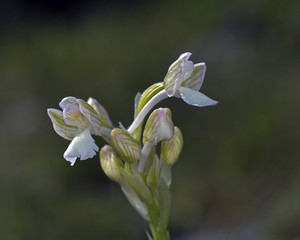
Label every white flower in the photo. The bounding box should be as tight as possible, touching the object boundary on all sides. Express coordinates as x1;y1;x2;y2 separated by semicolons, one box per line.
128;52;218;134
47;96;105;166
164;52;218;107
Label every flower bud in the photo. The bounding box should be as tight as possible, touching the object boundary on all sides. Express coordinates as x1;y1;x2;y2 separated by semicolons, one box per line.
111;128;140;163
161;127;183;165
143;108;174;145
100;145;124;182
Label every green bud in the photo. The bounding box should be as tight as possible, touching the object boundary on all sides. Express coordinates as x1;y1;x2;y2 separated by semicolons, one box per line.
100;145;124;182
161;127;183;165
111;128;140;163
143;108;174;145
146;155;161;188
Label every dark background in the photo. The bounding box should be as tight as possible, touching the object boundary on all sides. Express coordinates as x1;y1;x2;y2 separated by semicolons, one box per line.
1;0;299;239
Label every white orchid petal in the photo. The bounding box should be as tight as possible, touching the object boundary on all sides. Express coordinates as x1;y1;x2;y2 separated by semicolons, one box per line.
63;108;89;128
164;53;194;97
182;62;206;91
47;108;78;140
63;129;99;166
88;97;113;126
77;99;102;135
59;96;78;110
168;52;192;70
179;87;218;107
60;97;89;128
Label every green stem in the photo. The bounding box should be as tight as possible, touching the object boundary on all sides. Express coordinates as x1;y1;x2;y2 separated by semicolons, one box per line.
150;224;170;240
146;187;170;240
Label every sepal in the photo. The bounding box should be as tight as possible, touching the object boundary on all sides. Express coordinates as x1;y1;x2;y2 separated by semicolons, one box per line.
88;97;113;127
77;99;103;135
47;108;78;141
181;62;206;91
163;52;194;97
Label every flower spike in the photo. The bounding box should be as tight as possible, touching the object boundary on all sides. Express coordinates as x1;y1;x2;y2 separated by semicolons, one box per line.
47;52;219;240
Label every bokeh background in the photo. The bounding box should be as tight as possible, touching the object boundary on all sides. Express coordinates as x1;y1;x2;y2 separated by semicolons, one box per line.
1;0;299;239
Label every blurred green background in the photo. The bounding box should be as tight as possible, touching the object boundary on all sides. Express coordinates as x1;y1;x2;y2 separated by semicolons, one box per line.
1;0;299;239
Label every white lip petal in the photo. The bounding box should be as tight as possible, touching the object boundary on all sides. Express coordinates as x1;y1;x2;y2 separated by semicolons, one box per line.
63;129;99;165
179;87;218;107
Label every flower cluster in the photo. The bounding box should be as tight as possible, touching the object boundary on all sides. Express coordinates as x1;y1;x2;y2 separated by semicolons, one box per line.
47;52;218;240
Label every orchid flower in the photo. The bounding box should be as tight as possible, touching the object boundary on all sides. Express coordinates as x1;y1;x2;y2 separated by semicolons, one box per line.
127;52;218;134
47;96;111;166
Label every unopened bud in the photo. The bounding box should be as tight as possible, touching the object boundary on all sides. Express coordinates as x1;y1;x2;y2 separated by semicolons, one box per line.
111;128;140;163
143;108;174;145
161;127;183;165
100;145;124;182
